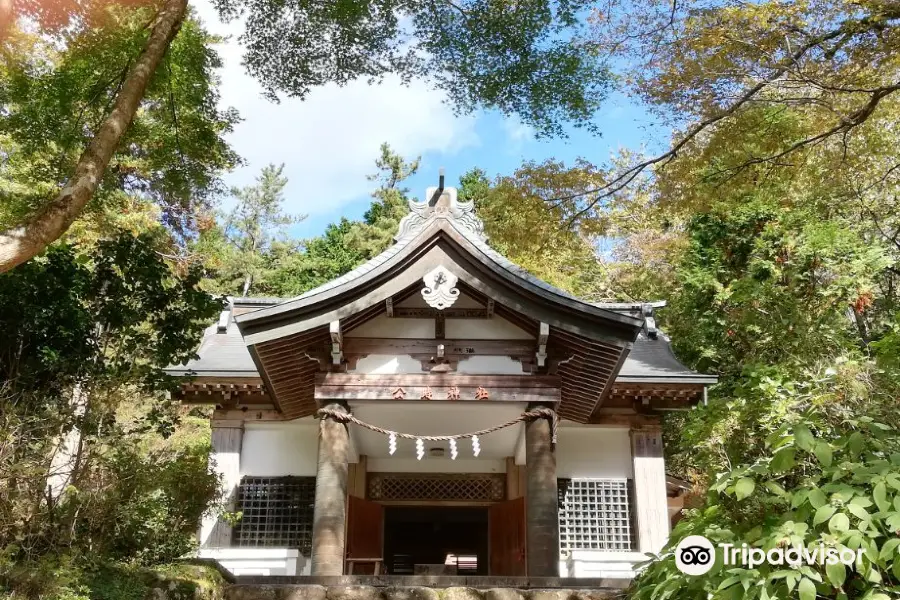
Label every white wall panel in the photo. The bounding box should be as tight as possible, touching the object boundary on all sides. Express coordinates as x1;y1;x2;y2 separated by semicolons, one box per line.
241;422;320;477
554;427;633;478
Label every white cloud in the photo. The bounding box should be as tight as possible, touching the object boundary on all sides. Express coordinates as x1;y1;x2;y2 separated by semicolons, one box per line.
502;117;535;145
195;1;479;215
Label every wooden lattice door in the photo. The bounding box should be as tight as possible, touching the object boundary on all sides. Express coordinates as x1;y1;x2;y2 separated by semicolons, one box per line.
346;496;384;574
489;496;526;576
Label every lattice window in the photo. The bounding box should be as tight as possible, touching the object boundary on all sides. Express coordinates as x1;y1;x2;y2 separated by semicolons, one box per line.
368;473;505;501
233;476;316;553
557;478;635;552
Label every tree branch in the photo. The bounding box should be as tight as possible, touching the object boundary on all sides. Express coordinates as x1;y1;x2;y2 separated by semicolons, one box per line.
0;0;189;272
553;9;900;224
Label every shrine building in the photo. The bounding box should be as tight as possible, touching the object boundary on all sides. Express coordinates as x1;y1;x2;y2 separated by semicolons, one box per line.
167;181;715;582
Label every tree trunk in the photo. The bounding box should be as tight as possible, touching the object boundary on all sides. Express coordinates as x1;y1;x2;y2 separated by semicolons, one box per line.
0;0;189;273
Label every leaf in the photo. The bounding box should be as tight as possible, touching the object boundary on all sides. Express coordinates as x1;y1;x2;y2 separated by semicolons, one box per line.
850;495;873;508
794;424;815;451
771;447;796;472
825;561;846;587
765;480;787;497
792;489;810;508
879;537;900;560
814;441;834;467
735;477;756;500
886;512;900;531
874;482;890;512
808;488;828;509
814;504;837;525
718;576;741;591
847;503;871;522
848;431;865;456
828;512;850;533
797;576;816;600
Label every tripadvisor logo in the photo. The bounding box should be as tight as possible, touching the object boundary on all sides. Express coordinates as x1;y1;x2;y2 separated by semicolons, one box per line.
674;535;864;576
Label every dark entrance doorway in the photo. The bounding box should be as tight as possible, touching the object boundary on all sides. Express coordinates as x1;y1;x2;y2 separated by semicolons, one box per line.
383;506;488;575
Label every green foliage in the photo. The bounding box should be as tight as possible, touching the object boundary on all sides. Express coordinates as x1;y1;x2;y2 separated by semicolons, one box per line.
219;0;610;137
204;143;418;298
458;162;617;299
0;561;227;600
634;365;900;600
199;164;303;296
664;196;890;377
0;235;221;585
0;9;239;237
0;233;222;393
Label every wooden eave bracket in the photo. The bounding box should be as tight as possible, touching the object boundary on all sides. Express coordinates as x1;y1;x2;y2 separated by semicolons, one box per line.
330;320;343;365
536;322;549;367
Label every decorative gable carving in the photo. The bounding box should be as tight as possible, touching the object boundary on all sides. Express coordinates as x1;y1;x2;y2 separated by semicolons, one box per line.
421;265;460;310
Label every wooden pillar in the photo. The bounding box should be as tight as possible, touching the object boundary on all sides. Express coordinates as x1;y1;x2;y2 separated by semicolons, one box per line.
348;455;368;498
525;402;559;576
630;427;670;553
201;419;244;547
311;402;351;576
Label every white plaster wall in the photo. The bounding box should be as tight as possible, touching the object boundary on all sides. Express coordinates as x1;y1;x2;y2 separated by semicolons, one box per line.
558;552;648;579
352;354;425;374
553;426;641;579
554;427;633;478
344;312;532;340
456;355;526;374
347;316;435;338
367;458;505;474
241;422;320;477
351;354;525;375
199;548;307;577
446;317;533;339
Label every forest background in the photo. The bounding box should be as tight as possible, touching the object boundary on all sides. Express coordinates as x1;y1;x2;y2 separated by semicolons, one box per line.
1;0;900;598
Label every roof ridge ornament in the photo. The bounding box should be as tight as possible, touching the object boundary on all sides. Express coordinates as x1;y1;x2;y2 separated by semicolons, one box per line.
394;173;487;243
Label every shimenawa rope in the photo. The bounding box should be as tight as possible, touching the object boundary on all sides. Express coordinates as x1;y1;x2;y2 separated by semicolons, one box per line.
316;406;558;444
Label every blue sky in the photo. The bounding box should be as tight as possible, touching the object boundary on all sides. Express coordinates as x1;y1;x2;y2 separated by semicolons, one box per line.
195;2;671;239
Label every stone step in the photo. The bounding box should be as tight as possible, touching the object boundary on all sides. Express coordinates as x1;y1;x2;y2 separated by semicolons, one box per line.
225;584;626;600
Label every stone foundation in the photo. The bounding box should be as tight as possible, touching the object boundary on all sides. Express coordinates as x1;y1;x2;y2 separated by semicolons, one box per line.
225;585;625;600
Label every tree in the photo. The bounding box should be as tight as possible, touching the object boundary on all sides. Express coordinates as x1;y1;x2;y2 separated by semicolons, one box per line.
258;144;418;296
457;158;674;301
0;7;239;249
203;164;302;296
635;372;900;600
0;0;618;272
0;233;222;575
0;0;191;271
540;0;900;216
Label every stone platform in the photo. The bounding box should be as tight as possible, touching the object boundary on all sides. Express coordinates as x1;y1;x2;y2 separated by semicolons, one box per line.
225;578;629;600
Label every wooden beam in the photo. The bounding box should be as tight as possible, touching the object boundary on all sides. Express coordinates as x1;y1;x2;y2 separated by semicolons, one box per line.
212;408;287;421
315;384;560;403
343;338;535;356
316;373;560;388
201;420;243;547
348;455;368;498
587;410;661;428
